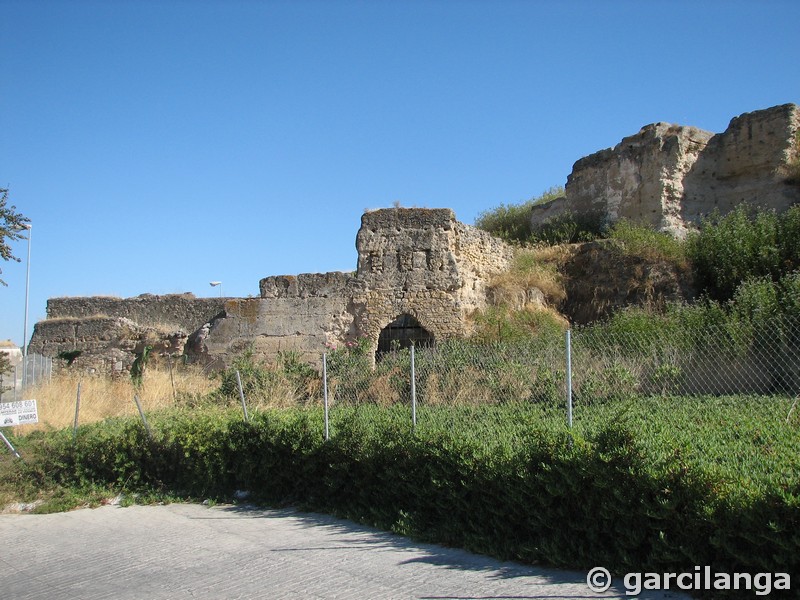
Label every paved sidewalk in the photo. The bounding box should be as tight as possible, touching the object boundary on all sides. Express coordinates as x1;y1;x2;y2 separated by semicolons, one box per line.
0;503;689;599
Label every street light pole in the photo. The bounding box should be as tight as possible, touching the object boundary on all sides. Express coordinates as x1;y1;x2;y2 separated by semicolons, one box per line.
22;223;31;387
210;281;222;298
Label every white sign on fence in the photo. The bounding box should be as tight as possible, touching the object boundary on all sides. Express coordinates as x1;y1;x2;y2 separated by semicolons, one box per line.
0;399;39;426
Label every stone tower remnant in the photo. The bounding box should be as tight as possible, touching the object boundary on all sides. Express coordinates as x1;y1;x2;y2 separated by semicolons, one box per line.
531;103;800;236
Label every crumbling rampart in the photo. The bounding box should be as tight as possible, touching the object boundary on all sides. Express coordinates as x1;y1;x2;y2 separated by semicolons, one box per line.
29;294;227;373
45;294;226;333
532;103;800;236
201;208;514;366
29;209;513;371
29;103;799;373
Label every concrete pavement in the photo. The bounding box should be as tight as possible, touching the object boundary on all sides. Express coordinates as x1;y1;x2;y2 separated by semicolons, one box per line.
0;503;690;599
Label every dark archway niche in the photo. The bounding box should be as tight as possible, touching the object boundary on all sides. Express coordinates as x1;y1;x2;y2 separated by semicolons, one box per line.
376;314;434;359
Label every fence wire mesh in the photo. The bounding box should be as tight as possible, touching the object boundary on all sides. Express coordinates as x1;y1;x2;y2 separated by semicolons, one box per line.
320;314;800;426
0;353;53;402
572;314;800;399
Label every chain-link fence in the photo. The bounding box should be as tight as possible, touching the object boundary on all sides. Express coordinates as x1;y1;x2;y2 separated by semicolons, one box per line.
571;316;800;398
0;353;53;402
324;335;567;409
316;314;800;431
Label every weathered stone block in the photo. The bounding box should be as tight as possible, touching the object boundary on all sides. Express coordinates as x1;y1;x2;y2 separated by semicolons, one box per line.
536;103;800;237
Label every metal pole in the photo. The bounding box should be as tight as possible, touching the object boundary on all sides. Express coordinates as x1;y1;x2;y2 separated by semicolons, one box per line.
73;381;82;441
168;355;176;401
323;353;329;441
410;344;417;430
133;394;153;439
235;370;249;422
0;430;21;459
13;366;17;401
22;224;31;387
566;329;573;429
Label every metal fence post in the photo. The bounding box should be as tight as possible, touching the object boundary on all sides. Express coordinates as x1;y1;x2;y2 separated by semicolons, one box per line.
73;381;82;442
235;370;249;422
566;329;573;429
0;430;21;459
323;352;329;441
168;354;176;401
133;394;153;439
411;344;417;430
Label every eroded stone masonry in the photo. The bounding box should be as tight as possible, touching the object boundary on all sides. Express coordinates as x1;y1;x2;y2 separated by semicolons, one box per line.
30;208;514;372
29;103;800;373
531;103;800;236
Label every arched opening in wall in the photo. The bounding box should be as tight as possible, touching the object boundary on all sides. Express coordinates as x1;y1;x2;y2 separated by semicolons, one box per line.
376;314;434;360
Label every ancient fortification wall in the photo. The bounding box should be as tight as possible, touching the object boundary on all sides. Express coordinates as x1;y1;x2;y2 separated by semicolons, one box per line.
44;294;226;333
532;104;800;236
29;209;513;370
197;208;513;366
29;103;799;372
29;294;227;373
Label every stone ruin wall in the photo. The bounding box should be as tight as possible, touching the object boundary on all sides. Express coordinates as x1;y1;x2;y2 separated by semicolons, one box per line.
532;103;800;236
43;294;227;333
199;208;514;366
28;294;227;374
29;103;799;373
29;209;514;372
353;208;514;343
203;273;358;367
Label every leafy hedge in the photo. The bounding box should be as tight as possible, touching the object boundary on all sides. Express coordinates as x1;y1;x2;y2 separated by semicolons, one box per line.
574;273;800;397
686;204;800;302
16;399;799;598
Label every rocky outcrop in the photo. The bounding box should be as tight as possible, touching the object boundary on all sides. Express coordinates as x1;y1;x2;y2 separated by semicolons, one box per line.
559;241;695;325
533;104;800;236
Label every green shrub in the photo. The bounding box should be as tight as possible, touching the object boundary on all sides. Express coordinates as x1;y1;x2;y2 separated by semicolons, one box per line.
609;219;687;266
577;363;639;403
474;186;565;244
530;209;606;245
16;398;797;596
471;304;566;344
687;205;800;302
216;347;320;406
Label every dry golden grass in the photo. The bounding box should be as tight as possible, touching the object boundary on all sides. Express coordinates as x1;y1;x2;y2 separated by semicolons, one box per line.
487;247;568;310
423;368;493;405
11;368;216;433
244;374;323;409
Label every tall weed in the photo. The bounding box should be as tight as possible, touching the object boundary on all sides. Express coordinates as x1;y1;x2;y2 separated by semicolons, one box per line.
687;205;800;301
609;219;687;266
474;186;565;244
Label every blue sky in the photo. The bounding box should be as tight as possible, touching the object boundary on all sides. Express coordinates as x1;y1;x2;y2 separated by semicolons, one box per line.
2;0;798;347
